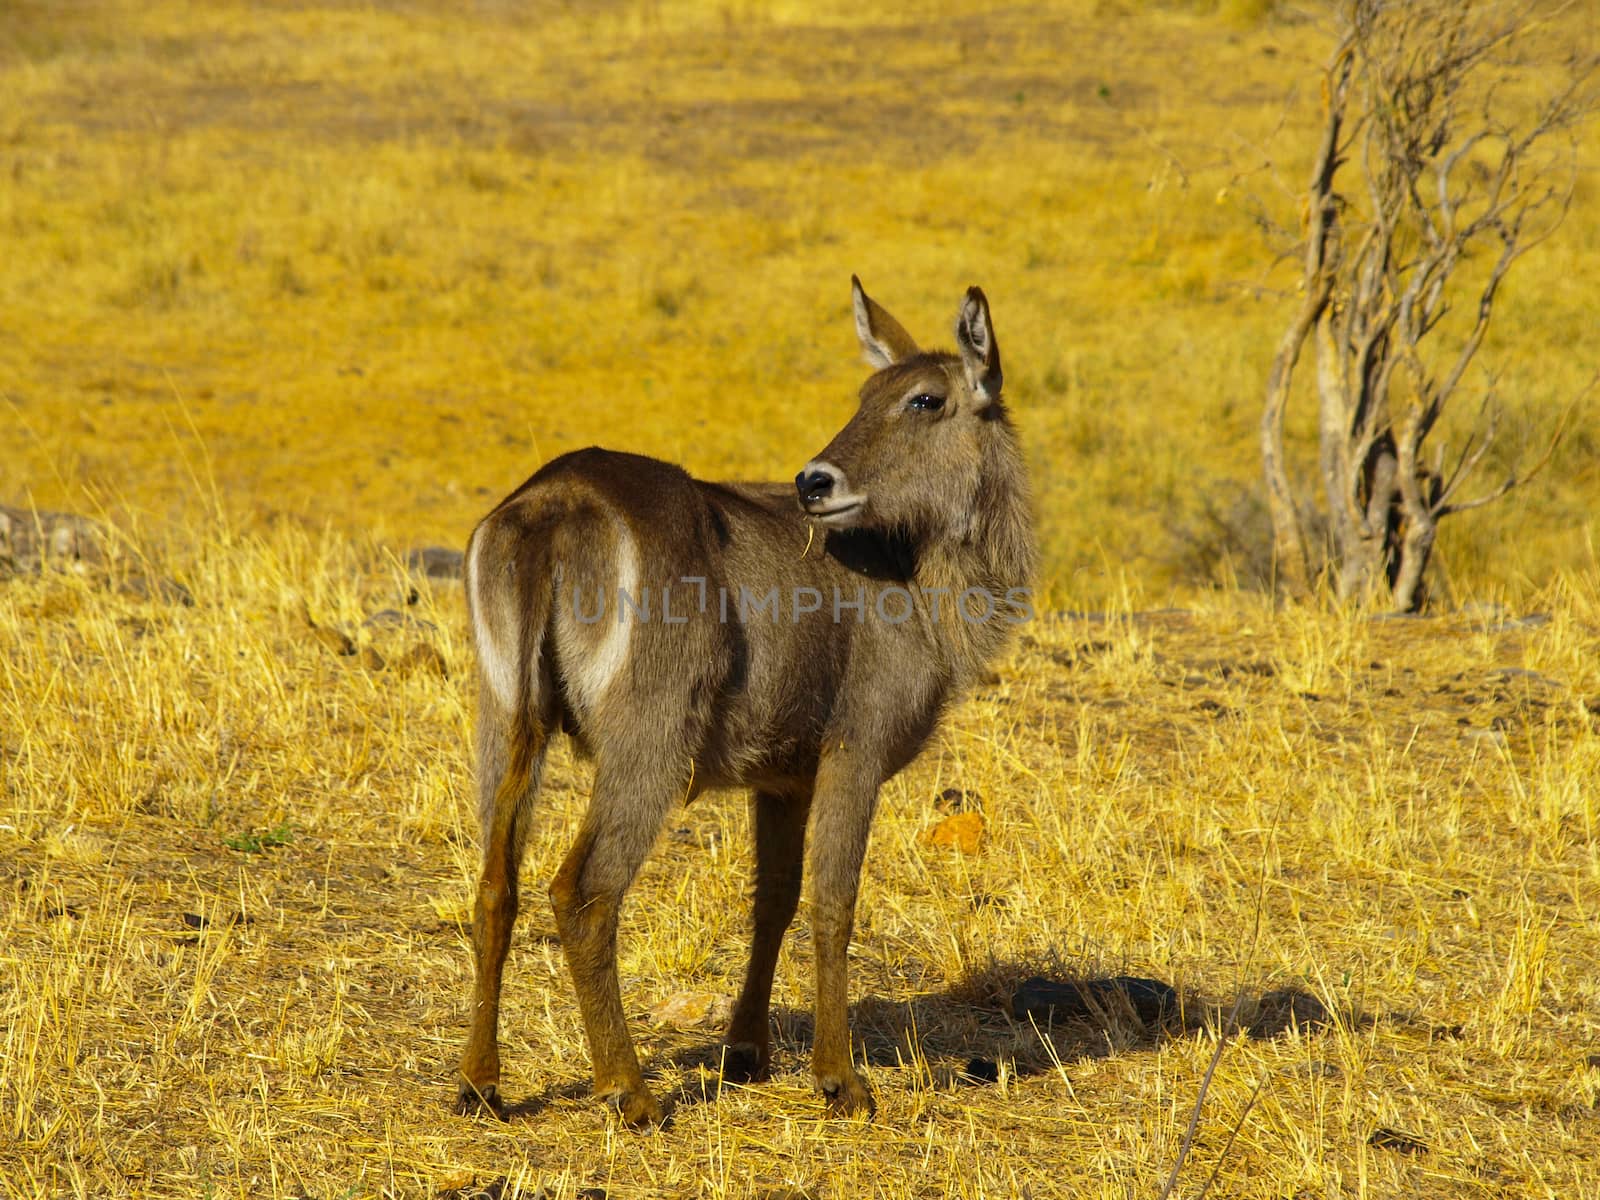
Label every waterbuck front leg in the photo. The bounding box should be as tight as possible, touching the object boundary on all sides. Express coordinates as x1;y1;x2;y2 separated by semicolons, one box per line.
722;787;813;1082
806;752;880;1116
458;710;548;1116
549;755;681;1129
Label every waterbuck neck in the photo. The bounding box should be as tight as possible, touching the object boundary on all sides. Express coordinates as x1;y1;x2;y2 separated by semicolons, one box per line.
903;411;1036;679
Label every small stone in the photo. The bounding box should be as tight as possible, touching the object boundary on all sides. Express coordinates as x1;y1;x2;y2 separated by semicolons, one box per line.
1485;614;1552;632
407;546;464;580
44;516;91;560
649;990;731;1029
0;505;105;571
1494;666;1562;687
921;811;985;854
1249;988;1334;1039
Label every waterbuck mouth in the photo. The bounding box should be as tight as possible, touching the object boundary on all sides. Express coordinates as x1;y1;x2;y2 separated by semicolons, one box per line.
803;496;866;527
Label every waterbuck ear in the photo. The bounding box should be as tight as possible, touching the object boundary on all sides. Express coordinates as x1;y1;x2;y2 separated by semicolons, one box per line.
852;275;920;369
956;285;1002;405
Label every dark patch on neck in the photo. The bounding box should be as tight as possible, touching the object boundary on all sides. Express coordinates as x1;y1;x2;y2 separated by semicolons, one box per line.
823;527;917;582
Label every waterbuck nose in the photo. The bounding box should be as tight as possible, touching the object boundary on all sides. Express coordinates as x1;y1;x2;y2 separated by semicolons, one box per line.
796;466;838;504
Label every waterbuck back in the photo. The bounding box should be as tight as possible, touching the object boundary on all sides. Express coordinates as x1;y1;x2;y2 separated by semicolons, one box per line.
457;278;1035;1126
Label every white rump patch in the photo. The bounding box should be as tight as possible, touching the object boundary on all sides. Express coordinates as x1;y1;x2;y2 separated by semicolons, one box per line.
563;525;639;711
467;530;527;711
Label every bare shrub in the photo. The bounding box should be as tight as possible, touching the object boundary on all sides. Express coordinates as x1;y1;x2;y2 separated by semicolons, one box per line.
1259;0;1597;611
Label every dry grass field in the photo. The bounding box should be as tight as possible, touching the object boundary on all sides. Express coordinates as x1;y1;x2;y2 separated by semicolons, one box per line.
3;1;1600;1197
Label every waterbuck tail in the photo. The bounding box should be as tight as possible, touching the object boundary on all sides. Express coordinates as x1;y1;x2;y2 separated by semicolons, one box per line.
465;509;557;849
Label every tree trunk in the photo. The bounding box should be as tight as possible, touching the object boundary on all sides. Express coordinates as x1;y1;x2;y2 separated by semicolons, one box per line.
1338;443;1397;602
1391;514;1435;613
1263;287;1328;599
1314;309;1358;593
1261;363;1310;598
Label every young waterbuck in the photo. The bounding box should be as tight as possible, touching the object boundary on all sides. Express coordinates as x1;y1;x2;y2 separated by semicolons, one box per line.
457;278;1035;1126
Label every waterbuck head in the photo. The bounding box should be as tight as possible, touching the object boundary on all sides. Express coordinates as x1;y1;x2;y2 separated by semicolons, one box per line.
795;277;1007;541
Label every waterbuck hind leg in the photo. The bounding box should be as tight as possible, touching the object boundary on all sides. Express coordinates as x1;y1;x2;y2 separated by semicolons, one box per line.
457;706;548;1117
722;787;812;1082
806;758;879;1117
549;755;683;1129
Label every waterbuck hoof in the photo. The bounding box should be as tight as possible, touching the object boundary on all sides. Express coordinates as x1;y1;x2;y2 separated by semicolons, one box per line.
606;1085;670;1130
818;1070;875;1118
719;1041;770;1083
455;1077;506;1119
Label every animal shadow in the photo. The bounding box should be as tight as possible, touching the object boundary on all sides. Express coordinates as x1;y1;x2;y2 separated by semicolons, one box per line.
485;971;1362;1116
660;967;1363;1103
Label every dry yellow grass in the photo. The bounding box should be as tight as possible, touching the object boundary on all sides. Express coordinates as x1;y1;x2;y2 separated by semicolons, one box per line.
4;524;1600;1198
4;1;1600;1198
3;0;1595;600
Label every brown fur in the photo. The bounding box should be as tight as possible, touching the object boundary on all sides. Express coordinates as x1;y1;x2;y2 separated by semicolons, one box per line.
456;280;1035;1126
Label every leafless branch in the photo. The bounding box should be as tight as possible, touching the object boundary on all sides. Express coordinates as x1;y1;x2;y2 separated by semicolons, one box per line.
1437;401;1577;517
1193;1072;1270;1200
1432;390;1498;511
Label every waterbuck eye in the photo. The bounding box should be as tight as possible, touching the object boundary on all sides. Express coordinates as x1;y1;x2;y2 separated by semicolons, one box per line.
908;393;945;412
